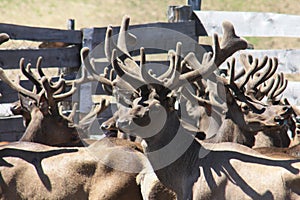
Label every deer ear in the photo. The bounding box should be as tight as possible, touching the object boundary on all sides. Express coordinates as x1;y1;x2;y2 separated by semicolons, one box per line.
38;93;49;114
19;93;34;111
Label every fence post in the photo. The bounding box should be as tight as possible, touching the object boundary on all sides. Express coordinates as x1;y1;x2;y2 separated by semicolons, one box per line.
59;19;77;75
67;19;75;30
78;28;94;119
187;0;202;10
167;5;192;22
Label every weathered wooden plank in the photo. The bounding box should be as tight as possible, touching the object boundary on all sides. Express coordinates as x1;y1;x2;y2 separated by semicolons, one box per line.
219;49;300;74
0;80;33;103
283;81;300;105
0;74;77;103
193;11;300;37
187;0;202;10
0;23;82;44
0;45;81;69
91;21;197;56
0;116;25;136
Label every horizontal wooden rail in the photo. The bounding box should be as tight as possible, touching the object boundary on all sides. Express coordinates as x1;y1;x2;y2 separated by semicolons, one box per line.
0;116;24;138
219;49;300;74
0;23;82;44
0;45;81;69
193;11;300;37
90;21;197;53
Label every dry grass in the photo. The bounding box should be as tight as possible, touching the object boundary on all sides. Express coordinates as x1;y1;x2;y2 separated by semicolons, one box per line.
0;0;299;49
201;0;300;49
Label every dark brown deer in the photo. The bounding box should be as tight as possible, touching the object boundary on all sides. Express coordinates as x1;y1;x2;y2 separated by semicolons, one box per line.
110;20;300;199
0;49;111;147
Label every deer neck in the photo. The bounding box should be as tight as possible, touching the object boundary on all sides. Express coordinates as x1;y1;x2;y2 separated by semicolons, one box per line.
142;110;202;197
20;108;44;142
218;119;255;147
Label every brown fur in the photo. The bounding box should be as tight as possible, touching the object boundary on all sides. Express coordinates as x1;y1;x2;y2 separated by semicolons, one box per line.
0;138;144;200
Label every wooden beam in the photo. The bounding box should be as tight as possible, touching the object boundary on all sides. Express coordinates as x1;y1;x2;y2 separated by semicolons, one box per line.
219;49;300;74
283;81;300;106
0;45;81;69
91;21;197;52
0;23;82;44
0;116;25;136
0;74;76;103
167;5;192;22
187;0;202;10
193;11;300;37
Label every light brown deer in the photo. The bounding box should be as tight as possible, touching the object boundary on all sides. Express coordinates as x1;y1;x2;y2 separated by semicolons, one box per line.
180;54;292;148
0;137;149;200
1;16;176;200
110;20;300;199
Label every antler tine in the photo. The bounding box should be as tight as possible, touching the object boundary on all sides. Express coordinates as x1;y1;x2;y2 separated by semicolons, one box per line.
41;76;77;114
80;47;113;87
140;42;182;89
256;78;275;100
267;73;281;100
59;102;78;122
112;49;145;89
0;68;42;102
237;54;259;89
178;50;216;84
268;73;288;100
36;56;45;78
117;15;137;55
264;57;278;81
248;56;276;91
79;98;110;125
0;33;9;45
273;73;288;98
176;21;247;88
19;58;43;93
52;82;77;103
166;42;182;89
105;26;114;63
214;21;248;66
180;86;226;113
26;64;40;94
105;17;140;74
227;57;236;86
80;47;97;78
101;67;113;95
159;50;176;80
140;48;162;85
224;57;248;98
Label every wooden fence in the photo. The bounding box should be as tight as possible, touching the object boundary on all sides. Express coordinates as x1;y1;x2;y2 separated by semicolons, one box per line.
0;4;299;140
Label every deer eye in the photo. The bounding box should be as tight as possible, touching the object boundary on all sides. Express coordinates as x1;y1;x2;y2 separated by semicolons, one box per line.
242;105;249;112
29;101;34;107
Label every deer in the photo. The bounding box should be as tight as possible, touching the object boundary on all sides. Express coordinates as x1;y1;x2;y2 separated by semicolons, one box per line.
108;19;300;199
180;53;293;148
0;57;174;200
0;49;114;147
0;136;151;199
0;48;151;200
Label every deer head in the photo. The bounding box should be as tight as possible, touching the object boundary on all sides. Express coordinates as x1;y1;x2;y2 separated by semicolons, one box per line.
180;53;292;148
0;50;110;146
103;18;248;142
